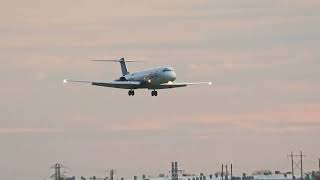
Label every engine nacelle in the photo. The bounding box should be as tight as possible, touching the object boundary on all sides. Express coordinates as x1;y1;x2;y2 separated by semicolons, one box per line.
119;76;127;81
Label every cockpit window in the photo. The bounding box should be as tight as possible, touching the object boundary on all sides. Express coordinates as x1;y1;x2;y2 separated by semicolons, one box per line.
163;68;173;72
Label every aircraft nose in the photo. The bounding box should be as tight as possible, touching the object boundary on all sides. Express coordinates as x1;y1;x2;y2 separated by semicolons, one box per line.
170;71;176;81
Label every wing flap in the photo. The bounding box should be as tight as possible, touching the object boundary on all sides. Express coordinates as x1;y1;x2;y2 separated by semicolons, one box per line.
92;81;141;89
150;82;212;89
64;79;142;89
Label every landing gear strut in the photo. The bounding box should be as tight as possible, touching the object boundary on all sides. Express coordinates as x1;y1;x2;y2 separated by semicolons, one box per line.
151;90;158;96
128;90;135;96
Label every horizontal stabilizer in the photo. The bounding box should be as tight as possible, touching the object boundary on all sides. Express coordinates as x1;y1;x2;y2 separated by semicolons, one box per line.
91;57;143;76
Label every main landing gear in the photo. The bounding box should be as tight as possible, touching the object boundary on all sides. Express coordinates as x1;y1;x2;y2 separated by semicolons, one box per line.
151;90;158;96
128;90;158;96
128;90;135;96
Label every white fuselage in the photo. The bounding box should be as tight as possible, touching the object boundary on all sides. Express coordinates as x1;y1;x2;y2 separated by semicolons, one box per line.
122;66;176;85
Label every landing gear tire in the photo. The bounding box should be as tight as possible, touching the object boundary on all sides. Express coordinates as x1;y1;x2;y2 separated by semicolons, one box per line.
151;90;158;96
128;90;135;96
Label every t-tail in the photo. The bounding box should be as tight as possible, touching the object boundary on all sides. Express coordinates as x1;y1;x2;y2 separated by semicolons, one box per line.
119;57;129;76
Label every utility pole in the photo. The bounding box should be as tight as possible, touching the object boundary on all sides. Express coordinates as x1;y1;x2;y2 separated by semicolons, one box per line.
175;162;178;180
171;162;178;180
300;151;303;180
296;151;306;180
110;169;115;180
221;164;224;180
287;151;306;180
225;165;228;180
318;158;320;172
231;164;233;180
55;163;61;180
50;163;68;180
289;152;295;180
171;162;174;180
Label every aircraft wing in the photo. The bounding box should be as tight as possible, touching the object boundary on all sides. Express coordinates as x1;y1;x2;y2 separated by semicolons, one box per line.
152;82;212;89
63;79;142;89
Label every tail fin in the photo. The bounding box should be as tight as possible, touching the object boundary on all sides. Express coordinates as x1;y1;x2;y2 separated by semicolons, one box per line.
119;57;129;76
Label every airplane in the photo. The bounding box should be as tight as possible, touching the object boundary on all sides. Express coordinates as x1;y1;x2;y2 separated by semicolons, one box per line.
63;57;212;96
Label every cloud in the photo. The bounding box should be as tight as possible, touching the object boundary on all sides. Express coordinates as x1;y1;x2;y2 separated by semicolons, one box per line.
0;128;64;134
188;61;271;72
183;103;320;137
186;41;319;76
260;80;320;95
3;54;68;70
111;120;169;132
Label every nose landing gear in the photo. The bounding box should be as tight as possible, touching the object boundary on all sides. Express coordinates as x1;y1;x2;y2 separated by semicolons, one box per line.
128;90;135;96
151;90;158;96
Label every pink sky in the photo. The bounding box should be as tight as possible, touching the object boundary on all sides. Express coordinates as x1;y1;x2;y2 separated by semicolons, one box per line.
1;0;320;179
